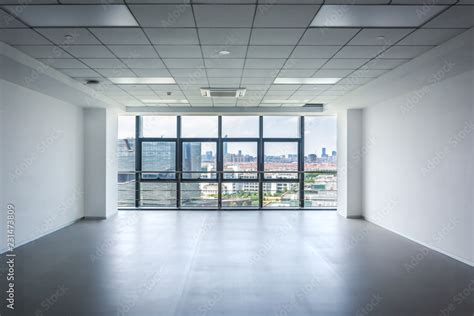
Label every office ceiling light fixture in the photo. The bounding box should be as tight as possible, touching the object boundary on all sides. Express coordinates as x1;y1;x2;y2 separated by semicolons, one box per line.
274;78;341;85
109;77;176;84
262;99;310;104
218;50;231;55
141;99;189;104
201;88;246;98
311;5;447;28
3;5;138;27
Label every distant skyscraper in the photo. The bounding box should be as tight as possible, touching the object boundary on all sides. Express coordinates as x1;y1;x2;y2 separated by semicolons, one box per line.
223;135;228;156
183;142;201;179
331;150;337;157
322;147;327;158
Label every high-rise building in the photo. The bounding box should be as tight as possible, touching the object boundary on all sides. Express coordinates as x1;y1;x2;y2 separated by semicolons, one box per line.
223;135;228;156
321;147;327;158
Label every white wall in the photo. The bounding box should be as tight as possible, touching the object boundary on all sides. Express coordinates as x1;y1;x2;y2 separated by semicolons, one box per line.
0;79;84;251
359;30;474;265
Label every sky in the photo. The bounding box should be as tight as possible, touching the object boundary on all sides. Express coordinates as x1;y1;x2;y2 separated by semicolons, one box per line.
118;115;337;156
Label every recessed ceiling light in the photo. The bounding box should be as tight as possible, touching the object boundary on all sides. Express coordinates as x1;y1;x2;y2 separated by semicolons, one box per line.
376;35;385;40
311;5;447;28
109;77;176;84
3;5;138;27
218;50;231;55
274;78;340;85
86;79;100;85
64;34;74;41
141;99;189;104
262;99;310;104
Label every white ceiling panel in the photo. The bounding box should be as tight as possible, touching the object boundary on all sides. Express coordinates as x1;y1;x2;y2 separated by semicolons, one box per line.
94;68;136;77
60;0;124;3
324;0;389;3
168;68;206;77
0;9;26;28
201;46;248;58
120;58;165;68
247;46;294;58
193;5;255;27
0;29;49;45
313;69;354;77
155;45;202;58
279;69;316;77
349;68;388;77
299;28;360;45
348;28;414;45
334;45;386;58
64;45;114;58
36;28;101;45
144;28;199;44
204;58;245;68
81;58;127;68
245;59;287;69
163;58;204;68
283;58;327;69
322;58;369;69
380;45;434;59
14;45;73;58
257;0;323;3
337;77;373;85
423;6;474;28
89;28;149;44
60;68;100;77
37;58;88;69
242;69;279;77
250;29;305;45
254;5;320;27
390;0;456;4
132;69;172;77
129;5;195;27
398;28;466;45
108;45;158;58
198;28;251;45
364;58;409;69
208;77;241;85
291;45;340;58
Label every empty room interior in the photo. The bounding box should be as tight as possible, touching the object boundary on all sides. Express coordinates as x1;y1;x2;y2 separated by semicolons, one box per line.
1;1;473;315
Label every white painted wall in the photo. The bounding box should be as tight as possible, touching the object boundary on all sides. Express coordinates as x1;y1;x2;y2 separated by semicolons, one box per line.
0;79;84;251
354;29;474;265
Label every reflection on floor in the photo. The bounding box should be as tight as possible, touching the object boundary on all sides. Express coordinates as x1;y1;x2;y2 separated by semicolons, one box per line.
2;211;473;316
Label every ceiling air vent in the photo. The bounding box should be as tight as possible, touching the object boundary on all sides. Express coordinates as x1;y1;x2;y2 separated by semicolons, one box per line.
200;88;246;98
303;103;324;111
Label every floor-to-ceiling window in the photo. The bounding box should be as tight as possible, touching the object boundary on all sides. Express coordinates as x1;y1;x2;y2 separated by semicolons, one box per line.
117;115;337;209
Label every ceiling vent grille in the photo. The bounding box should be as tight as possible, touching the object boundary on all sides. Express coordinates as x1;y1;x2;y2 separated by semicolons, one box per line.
200;88;246;98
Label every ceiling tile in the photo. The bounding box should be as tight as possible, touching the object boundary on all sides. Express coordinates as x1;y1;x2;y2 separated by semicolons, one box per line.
37;58;88;69
63;45;114;58
129;5;195;27
279;69;316;77
291;45;340;58
334;45;386;58
299;28;360;45
397;28;466;45
348;28;414;45
14;45;73;58
81;58;126;68
89;28;149;45
206;69;242;78
337;77;373;85
204;58;245;68
168;68;206;77
250;28;305;45
144;28;199;44
0;9;26;28
208;77;241;85
423;5;474;28
364;58;409;69
131;69;172;77
60;68;99;77
254;5;320;27
349;69;388;77
108;45;158;58
154;45;202;58
120;58;165;68
391;0;456;3
313;69;354;77
380;45;434;58
0;29;49;45
36;28;100;45
322;58;369;69
198;28;251;45
245;59;287;68
247;46;294;58
201;46;248;58
258;0;323;3
163;58;204;68
324;0;389;3
60;0;124;3
283;58;327;69
242;69;279;77
193;5;255;27
94;68;136;77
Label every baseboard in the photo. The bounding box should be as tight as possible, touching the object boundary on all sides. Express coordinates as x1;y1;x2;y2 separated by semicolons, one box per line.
364;216;474;267
0;217;84;254
347;215;364;219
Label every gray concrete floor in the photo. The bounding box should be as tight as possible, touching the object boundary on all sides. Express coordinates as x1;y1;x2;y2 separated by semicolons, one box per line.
1;211;473;316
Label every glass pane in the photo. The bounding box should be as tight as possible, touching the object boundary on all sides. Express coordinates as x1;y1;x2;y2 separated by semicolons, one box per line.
264;142;298;179
182;142;217;179
141;142;176;179
140;183;177;207
263;116;299;138
117;116;136;172
118;173;135;207
222;116;259;138
223;142;258;179
263;183;299;208
181;183;218;208
304;116;337;171
181;116;218;138
222;182;259;208
304;173;337;209
142;116;177;138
